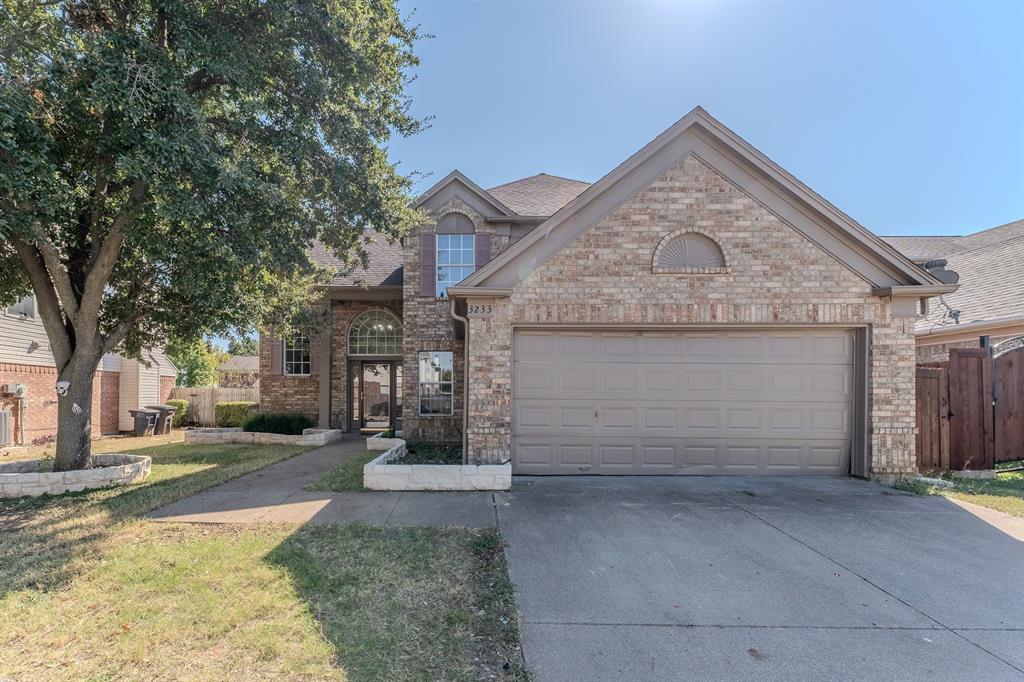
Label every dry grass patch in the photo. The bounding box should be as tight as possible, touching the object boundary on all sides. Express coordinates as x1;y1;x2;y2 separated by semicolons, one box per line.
896;469;1024;517
0;440;527;681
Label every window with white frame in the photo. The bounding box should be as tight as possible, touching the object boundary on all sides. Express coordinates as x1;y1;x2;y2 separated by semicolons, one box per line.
348;310;402;355
436;234;475;297
283;333;311;375
418;351;453;415
6;295;36;319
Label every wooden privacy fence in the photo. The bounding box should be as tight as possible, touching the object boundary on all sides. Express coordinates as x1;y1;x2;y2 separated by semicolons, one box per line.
916;342;1024;471
168;386;259;426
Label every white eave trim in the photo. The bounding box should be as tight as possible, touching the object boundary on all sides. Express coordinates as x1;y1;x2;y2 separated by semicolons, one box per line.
872;284;959;298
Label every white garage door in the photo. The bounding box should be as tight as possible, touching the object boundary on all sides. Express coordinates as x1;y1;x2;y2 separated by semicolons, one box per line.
512;329;853;475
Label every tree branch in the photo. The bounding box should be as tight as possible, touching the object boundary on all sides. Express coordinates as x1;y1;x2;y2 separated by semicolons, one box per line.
79;179;149;336
34;235;80;321
10;235;74;369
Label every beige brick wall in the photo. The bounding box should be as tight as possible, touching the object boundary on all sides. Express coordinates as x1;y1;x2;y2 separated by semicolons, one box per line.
401;198;507;445
465;154;918;477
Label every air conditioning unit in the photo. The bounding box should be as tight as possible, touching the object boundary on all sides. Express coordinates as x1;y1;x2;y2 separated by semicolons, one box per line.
1;384;27;397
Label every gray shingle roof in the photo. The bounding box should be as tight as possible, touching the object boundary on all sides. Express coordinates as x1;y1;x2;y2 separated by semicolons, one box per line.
879;235;963;261
218;355;259;372
886;219;1024;334
487;173;591;216
310;231;404;287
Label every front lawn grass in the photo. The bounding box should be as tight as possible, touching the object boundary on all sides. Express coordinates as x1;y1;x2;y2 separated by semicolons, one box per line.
0;440;527;680
305;450;378;491
896;468;1024;517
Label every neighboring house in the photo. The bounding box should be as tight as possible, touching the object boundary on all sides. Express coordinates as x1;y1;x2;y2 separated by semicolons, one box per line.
882;219;1024;362
216;355;260;389
260;107;950;480
0;294;177;444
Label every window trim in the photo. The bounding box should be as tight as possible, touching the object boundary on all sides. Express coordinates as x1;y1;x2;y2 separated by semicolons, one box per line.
348;309;403;356
417;350;454;416
5;294;37;320
435;233;475;298
282;333;311;377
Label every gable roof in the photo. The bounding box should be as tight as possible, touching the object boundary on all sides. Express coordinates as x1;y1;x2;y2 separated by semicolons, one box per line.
311;231;404;287
412;170;515;217
456;107;944;294
884;219;1024;334
487;173;591;216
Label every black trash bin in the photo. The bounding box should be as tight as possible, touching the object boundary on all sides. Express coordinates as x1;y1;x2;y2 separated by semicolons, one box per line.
129;409;158;437
145;404;176;435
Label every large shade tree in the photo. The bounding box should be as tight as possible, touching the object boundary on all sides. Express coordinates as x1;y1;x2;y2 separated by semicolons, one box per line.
0;1;422;470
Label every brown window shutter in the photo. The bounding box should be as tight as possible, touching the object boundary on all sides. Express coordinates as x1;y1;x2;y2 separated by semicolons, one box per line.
475;233;491;270
270;338;283;375
420;233;436;298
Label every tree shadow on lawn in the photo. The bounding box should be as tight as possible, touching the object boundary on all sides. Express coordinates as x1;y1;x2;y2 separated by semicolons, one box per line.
0;441;308;599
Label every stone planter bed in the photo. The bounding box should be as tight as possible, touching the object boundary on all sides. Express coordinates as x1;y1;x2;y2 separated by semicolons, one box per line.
363;439;511;491
0;454;151;498
366;431;405;451
184;427;343;447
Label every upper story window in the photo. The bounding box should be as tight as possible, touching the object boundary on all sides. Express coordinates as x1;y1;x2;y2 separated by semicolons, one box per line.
283;333;311;376
348;310;402;355
436;234;475;297
6;295;36;319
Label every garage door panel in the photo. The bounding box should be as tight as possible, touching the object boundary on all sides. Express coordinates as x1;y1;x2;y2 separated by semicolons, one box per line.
512;329;853;475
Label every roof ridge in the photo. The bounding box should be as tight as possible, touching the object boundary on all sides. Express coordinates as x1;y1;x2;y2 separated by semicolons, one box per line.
958;217;1024;239
879;234;962;239
487;172;591;191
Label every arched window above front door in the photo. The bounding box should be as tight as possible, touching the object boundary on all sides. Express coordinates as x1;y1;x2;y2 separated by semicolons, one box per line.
348;310;403;355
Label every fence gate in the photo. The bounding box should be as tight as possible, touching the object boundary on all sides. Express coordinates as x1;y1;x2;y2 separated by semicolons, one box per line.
994;342;1024;462
946;348;994;470
915;366;949;470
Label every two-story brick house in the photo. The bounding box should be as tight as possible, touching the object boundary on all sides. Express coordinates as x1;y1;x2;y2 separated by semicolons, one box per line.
259;108;952;480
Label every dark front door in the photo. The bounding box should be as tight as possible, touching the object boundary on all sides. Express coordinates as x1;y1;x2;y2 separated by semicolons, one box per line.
357;361;402;432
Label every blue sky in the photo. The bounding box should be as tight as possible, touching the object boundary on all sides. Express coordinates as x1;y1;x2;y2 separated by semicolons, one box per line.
389;0;1023;237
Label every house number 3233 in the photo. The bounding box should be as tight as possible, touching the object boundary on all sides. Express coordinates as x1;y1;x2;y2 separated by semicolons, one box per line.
468;304;493;315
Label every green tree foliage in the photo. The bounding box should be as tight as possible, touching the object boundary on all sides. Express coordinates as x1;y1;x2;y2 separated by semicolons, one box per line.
167;337;226;387
226;335;259;357
0;1;422;469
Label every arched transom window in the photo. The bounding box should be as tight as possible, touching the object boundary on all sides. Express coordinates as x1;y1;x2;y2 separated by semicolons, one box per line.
653;231;727;273
349;310;402;355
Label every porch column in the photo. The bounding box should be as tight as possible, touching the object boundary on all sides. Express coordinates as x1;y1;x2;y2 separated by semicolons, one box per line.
318;315;332;428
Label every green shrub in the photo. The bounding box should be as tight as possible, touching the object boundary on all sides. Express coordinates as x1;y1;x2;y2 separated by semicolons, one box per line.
242;412;315;435
166;399;189;428
215;401;256;427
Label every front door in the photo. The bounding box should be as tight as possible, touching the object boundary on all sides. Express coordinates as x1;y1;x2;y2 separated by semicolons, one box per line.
357;362;402;432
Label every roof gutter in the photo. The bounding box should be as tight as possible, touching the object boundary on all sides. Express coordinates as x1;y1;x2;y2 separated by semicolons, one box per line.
917;315;1024;342
448;296;470;464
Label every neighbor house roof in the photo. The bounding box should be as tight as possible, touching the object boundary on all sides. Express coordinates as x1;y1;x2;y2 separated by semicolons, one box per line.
878;235;963;261
892;219;1024;335
311;231;404;287
487;173;591;216
218;355;259;372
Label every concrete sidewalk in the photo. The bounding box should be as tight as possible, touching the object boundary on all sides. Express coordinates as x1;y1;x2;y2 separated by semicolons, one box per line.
148;438;495;527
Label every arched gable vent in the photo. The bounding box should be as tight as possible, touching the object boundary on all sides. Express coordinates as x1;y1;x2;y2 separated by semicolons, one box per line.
437;212;474;234
652;231;728;273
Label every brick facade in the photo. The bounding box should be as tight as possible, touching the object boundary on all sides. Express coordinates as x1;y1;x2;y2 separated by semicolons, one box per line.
259;338;320;422
464;155;919;477
0;362;120;443
400;198;508;445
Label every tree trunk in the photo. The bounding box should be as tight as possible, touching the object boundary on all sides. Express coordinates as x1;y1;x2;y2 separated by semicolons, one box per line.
52;358;97;471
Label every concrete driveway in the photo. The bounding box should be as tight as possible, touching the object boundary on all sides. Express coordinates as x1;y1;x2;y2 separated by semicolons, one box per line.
495;477;1024;682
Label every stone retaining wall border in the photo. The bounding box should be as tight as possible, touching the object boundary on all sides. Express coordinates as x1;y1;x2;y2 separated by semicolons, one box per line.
0;454;151;498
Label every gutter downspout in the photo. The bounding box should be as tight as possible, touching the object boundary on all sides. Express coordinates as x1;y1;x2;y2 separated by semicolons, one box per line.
449;296;470;464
